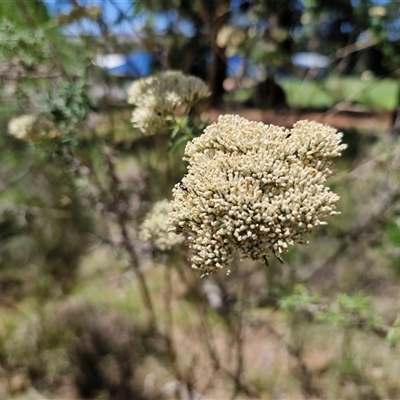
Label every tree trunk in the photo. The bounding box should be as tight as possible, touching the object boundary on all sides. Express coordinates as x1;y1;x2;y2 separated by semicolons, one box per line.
198;0;230;108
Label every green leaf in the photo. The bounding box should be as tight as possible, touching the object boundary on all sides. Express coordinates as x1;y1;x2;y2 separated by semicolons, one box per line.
392;314;400;328
170;126;180;140
336;293;370;315
280;285;319;312
386;219;400;246
169;135;189;155
387;327;400;347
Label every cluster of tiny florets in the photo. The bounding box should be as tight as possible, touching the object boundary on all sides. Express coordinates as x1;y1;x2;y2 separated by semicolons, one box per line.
139;199;184;251
169;115;347;276
8;114;61;141
127;70;210;135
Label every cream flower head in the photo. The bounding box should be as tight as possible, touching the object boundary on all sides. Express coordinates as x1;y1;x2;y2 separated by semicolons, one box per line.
8;114;62;141
139;199;184;251
127;70;210;135
169;115;347;276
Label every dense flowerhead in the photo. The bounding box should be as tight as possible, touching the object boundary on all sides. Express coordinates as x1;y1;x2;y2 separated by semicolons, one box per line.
127;70;210;135
8;114;61;141
169;115;347;276
139;199;184;251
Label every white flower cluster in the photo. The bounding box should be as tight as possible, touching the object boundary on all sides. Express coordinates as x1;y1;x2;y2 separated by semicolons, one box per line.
8;114;61;141
169;115;347;276
127;70;210;135
139;199;184;251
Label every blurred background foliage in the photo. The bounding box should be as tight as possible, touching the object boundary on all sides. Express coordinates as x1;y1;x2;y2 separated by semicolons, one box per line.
1;0;400;399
